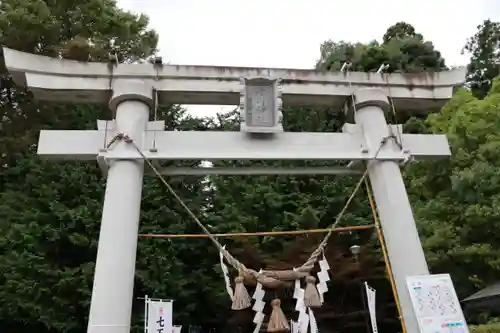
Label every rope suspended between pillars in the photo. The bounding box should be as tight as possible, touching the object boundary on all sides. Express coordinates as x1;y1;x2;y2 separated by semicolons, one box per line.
138;224;375;239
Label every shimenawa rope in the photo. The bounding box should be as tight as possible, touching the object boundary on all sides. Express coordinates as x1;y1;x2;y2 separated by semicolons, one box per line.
105;132;388;289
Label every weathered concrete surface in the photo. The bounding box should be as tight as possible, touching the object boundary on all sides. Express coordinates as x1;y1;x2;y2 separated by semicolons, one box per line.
3;47;466;112
86;82;152;333
353;87;428;333
38;129;451;161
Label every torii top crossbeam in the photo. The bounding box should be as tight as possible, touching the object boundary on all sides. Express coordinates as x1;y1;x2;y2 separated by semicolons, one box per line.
4;47;464;112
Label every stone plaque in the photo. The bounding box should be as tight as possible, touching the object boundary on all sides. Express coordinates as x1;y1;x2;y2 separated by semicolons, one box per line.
244;79;276;127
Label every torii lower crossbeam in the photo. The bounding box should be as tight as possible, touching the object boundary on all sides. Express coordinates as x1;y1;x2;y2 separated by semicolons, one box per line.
37;125;450;163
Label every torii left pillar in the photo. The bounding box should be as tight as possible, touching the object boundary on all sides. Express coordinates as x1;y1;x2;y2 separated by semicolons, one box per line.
87;79;153;333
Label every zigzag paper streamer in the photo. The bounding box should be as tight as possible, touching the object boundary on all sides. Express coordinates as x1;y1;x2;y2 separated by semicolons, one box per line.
316;253;330;304
219;245;234;300
309;308;318;333
252;270;265;333
293;268;309;333
299;311;309;333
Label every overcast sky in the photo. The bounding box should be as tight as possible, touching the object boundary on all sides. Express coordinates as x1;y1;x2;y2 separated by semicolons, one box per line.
117;0;500;117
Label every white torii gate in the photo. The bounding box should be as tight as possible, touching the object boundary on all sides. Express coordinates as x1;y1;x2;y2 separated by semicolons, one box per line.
3;47;465;333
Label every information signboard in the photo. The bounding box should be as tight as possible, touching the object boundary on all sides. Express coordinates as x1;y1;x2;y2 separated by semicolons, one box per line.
406;274;469;333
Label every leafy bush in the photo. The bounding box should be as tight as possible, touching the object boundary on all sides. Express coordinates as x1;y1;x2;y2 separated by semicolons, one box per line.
470;324;500;333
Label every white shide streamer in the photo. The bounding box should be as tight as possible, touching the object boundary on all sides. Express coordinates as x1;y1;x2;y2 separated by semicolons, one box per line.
252;270;266;333
293;268;309;333
308;308;318;333
291;320;300;333
219;245;234;300
299;311;310;333
316;253;330;304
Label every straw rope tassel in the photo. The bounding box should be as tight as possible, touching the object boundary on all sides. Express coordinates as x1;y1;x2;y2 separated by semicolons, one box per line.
267;299;290;332
304;276;321;308
232;274;251;310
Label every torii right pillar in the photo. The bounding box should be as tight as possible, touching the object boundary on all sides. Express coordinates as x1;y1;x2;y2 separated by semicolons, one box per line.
349;88;431;333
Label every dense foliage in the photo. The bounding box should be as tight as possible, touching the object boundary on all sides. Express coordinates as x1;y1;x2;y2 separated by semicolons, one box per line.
1;1;499;332
408;80;500;299
317;21;446;73
470;323;500;333
464;20;500;99
0;1;221;332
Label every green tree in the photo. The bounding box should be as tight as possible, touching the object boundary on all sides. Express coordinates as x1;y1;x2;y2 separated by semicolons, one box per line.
0;0;157;61
317;22;446;73
0;0;158;168
0;1;225;333
407;78;500;300
464;19;500;99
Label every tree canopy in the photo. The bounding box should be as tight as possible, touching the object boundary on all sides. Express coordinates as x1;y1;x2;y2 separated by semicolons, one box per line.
1;2;499;332
317;21;446;73
408;78;500;297
464;19;500;99
0;1;217;332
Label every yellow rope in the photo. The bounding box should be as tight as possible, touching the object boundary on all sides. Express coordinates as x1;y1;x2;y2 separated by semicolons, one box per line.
138;224;374;239
365;178;407;333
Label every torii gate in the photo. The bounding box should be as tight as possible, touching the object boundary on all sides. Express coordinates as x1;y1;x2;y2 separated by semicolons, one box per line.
3;47;465;333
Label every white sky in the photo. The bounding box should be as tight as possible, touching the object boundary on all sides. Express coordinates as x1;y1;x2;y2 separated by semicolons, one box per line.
118;0;500;118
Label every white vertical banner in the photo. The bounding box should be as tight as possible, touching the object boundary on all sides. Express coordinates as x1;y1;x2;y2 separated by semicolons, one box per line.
147;300;173;333
365;282;378;333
